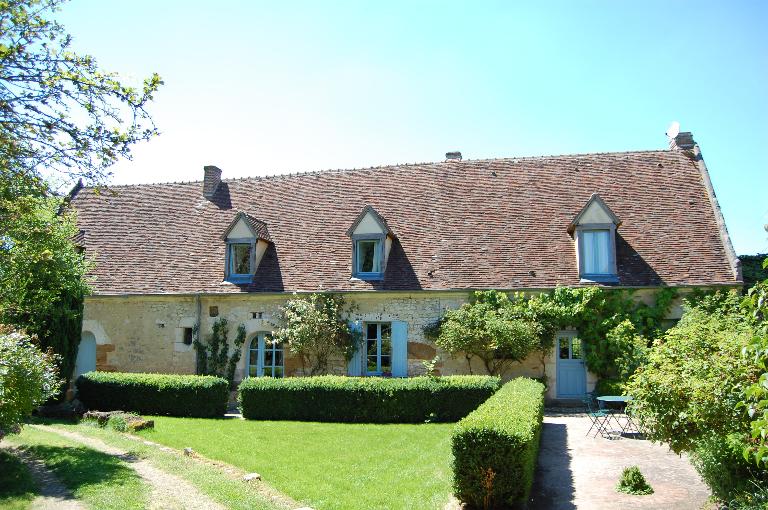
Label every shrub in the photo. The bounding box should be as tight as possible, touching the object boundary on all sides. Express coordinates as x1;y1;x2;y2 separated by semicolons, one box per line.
272;293;360;375
194;318;246;388
616;466;654;495
238;375;500;423
452;378;545;508
0;327;60;439
76;372;228;418
594;377;627;397
690;433;768;505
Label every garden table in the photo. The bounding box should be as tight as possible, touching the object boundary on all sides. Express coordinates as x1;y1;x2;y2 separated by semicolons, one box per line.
596;395;640;438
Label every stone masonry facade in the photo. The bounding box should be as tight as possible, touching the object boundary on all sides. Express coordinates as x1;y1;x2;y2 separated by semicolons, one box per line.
81;288;688;401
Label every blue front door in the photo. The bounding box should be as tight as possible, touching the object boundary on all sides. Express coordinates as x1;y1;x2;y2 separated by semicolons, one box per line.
556;333;586;398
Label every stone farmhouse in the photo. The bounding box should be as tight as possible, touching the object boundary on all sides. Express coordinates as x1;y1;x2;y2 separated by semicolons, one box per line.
69;131;741;400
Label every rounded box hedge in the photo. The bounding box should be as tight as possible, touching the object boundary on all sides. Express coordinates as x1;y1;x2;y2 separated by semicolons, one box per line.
76;372;229;418
452;377;545;508
238;375;500;423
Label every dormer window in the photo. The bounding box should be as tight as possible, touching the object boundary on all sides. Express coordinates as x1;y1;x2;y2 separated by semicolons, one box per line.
221;212;271;284
355;238;382;275
347;206;395;281
568;194;621;284
229;242;253;276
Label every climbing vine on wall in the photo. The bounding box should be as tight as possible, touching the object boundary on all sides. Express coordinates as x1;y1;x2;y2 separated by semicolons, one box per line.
426;286;677;379
193;318;246;388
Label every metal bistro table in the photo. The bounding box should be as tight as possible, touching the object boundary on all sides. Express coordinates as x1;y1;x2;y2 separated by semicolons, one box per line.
595;395;640;438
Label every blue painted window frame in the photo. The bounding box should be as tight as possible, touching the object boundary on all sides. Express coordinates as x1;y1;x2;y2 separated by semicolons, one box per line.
363;322;392;376
576;223;619;283
352;233;385;280
247;332;285;378
225;237;256;283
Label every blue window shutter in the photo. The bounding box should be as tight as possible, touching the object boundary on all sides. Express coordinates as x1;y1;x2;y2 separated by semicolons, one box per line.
391;321;408;377
257;335;265;377
347;321;363;376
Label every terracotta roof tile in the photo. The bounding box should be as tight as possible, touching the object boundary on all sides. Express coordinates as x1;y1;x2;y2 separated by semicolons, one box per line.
70;149;740;295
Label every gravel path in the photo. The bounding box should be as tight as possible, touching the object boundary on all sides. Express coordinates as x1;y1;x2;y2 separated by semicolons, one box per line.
3;445;86;510
32;425;226;510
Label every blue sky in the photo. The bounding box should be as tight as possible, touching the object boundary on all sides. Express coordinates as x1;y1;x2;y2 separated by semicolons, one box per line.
58;1;767;255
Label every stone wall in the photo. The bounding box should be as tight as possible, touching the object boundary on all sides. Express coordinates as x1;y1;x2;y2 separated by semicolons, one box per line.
81;288;691;400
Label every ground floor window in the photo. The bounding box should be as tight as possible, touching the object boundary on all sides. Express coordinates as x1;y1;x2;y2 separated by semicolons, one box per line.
365;322;392;375
248;332;284;377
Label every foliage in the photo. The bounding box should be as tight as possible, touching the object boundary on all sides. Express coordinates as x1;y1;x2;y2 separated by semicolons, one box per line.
690;433;768;506
593;377;628;397
0;192;89;392
452;378;545;508
0;327;60;439
133;415;455;510
272;293;360;375
238;374;500;423
741;257;768;468
193;318;246;388
627;292;759;454
0;0;162;184
421;355;441;379
740;254;768;288
615;466;654;495
435;291;543;376
76;371;228;418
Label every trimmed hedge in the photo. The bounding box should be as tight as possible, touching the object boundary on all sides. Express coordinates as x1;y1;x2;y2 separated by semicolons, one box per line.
238;375;500;423
452;377;545;508
76;372;229;418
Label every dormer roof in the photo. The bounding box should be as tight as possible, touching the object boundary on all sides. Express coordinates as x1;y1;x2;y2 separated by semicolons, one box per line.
346;205;394;238
221;212;271;242
568;193;622;235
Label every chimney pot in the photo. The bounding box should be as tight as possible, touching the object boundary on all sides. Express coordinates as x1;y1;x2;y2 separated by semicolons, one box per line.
203;165;222;199
669;132;695;151
445;151;462;161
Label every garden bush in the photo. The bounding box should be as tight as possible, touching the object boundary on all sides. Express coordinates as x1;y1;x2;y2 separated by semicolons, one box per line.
451;377;545;508
76;372;228;418
238;375;500;423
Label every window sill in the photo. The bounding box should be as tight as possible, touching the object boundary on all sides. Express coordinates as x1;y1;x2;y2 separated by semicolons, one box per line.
224;275;254;284
351;273;384;281
579;275;619;284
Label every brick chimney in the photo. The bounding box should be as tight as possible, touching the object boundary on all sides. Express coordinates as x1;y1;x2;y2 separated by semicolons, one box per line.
669;132;695;150
445;151;462;161
203;165;222;199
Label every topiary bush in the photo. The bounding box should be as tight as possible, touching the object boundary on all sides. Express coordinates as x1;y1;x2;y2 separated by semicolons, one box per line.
238;375;500;423
451;377;545;508
616;466;654;495
76;372;228;418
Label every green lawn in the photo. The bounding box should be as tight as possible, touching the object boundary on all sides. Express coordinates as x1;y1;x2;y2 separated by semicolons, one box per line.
3;426;149;510
0;449;37;510
136;417;455;510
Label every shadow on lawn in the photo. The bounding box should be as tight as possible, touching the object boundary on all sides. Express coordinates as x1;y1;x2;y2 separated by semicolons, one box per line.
0;450;38;505
529;422;576;510
18;444;140;493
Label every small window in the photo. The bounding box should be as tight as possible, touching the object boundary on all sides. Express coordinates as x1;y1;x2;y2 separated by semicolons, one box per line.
365;322;392;376
229;243;252;275
183;327;194;345
209;306;219;317
355;239;382;276
582;230;611;275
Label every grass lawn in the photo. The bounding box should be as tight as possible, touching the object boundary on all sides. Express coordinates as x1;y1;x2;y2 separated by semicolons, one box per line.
3;426;150;510
0;449;38;510
136;416;455;510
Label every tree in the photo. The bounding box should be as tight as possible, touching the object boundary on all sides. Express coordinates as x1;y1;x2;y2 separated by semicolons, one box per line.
435;291;542;376
272;293;360;375
0;326;60;439
0;0;162;186
0;190;89;391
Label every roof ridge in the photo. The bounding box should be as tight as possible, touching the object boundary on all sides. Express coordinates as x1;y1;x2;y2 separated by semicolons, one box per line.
80;148;677;190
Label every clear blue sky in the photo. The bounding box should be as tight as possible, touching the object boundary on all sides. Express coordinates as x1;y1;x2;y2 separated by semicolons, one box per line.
58;0;767;255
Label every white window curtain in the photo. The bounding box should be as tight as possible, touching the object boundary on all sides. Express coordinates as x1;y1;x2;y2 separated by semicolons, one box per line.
583;230;611;274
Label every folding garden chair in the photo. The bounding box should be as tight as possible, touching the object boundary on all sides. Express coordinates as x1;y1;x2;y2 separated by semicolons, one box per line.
583;395;610;438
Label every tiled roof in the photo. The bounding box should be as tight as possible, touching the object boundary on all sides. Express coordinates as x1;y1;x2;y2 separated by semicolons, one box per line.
70;149;740;295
